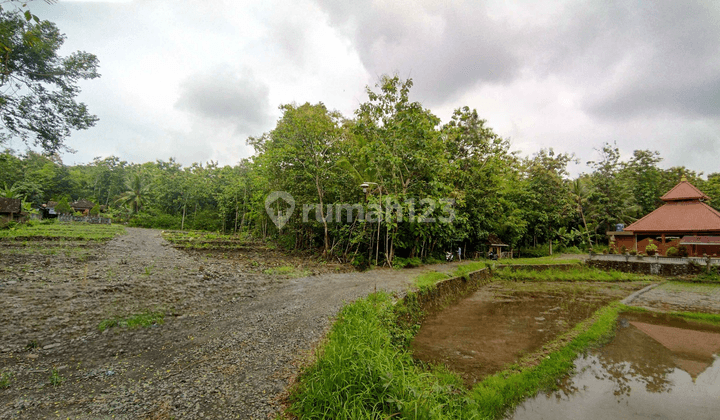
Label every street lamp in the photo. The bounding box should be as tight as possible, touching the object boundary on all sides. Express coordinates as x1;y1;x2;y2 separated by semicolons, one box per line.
360;182;381;266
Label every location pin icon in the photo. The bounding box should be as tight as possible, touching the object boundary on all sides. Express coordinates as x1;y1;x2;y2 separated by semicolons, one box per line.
265;191;295;230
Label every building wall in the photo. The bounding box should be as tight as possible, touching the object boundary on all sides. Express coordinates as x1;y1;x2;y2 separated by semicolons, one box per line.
612;234;720;257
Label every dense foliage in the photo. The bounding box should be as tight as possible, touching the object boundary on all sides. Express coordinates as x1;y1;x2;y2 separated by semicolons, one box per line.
0;9;100;154
2;75;717;266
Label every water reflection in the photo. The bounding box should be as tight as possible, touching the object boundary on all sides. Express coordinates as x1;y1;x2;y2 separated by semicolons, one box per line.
512;313;720;420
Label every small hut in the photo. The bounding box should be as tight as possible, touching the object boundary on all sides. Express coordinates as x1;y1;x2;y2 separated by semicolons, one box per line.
0;198;22;222
487;234;510;259
70;199;96;215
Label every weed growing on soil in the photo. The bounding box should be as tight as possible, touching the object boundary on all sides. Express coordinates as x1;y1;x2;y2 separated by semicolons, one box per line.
49;369;63;387
287;291;625;419
0;372;11;389
262;266;311;278
414;271;450;289
494;267;656;282
98;311;165;332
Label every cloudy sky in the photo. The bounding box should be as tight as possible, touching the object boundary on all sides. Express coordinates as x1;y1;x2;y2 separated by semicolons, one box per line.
15;0;720;176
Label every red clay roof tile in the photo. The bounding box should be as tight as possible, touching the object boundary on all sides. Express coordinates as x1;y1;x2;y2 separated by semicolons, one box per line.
624;201;720;232
661;181;710;201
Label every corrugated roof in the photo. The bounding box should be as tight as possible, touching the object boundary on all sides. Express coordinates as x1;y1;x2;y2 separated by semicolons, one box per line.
624;201;720;232
679;236;720;245
661;180;710;201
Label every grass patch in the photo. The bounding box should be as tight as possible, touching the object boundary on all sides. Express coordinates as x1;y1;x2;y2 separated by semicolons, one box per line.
0;223;125;241
667;311;720;326
287;291;625;419
494;266;657;282
0;372;11;389
414;271;451;289
98;310;165;332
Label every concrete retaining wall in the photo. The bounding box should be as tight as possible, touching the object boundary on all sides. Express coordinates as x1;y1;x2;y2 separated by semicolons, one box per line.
408;269;492;318
58;215;112;224
586;259;706;276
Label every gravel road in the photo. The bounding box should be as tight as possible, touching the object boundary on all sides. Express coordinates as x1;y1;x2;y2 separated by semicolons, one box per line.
0;228;446;419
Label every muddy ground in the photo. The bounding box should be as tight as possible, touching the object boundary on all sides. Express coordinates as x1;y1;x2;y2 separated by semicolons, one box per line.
411;281;647;386
0;227;454;419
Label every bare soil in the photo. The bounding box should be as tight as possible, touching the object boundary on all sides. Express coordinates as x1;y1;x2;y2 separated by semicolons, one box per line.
0;228;427;419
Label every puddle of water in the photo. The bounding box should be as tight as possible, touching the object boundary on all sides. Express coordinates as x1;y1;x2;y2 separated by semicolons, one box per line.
512;313;720;420
411;289;615;386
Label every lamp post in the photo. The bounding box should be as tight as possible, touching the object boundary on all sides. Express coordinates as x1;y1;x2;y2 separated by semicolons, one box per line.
360;182;381;266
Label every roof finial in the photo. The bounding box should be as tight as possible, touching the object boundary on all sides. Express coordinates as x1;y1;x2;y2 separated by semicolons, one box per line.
681;174;687;182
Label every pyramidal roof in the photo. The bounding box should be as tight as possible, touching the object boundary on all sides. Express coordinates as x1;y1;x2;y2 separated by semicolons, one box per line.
661;178;710;202
624;178;720;232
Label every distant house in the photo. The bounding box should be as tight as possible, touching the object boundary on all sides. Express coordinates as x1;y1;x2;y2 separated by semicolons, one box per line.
41;201;59;219
0;197;22;222
70;199;95;215
609;176;720;256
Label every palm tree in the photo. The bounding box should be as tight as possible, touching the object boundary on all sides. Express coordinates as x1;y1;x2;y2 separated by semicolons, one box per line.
116;173;149;213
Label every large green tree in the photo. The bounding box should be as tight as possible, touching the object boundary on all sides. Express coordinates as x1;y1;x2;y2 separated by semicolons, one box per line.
0;10;99;153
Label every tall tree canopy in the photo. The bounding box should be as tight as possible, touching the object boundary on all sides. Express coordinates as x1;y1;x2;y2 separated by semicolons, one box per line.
0;10;99;154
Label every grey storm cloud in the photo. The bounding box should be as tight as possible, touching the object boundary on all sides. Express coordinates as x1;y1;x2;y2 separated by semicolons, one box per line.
316;0;720;120
175;68;272;134
315;1;524;104
570;1;720;119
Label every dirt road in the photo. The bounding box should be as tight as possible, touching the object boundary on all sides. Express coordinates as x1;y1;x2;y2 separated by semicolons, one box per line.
0;228;445;419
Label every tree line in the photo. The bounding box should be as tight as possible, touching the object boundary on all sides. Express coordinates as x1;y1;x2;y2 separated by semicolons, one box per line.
2;76;719;267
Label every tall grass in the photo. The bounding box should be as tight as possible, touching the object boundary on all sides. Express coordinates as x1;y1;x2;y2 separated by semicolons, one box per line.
494;266;656;282
288;292;625;419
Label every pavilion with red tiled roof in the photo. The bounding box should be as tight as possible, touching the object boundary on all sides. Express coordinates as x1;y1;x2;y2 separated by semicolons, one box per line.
609;176;720;256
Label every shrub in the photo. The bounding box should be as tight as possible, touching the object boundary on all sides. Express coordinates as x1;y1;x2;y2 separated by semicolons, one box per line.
645;240;658;256
54;198;72;215
620;245;627;254
609;247;617;254
393;257;422;269
89;204;100;216
678;245;689;257
666;246;679;257
518;245;551;258
629;249;637;256
128;212;181;230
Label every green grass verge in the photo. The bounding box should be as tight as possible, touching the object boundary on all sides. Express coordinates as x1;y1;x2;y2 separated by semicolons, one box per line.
494;266;656;282
0;223;125;241
287;291;625;419
667;311;720;326
98;311;165;332
414;271;451;289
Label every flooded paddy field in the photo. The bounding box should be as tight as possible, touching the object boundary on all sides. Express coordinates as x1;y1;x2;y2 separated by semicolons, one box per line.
512;311;720;420
411;281;648;386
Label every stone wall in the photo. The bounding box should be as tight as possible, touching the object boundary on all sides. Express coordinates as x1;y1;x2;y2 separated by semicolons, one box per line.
58;215;112;224
496;263;580;272
586;259;706;276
